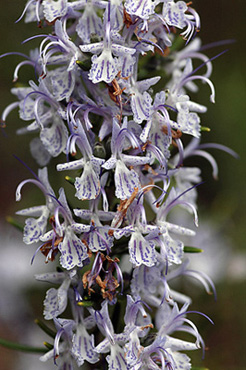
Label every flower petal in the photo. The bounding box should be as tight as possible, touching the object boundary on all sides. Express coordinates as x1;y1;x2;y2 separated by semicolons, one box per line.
72;324;99;365
49;67;75;102
43;0;68;22
115;160;140;200
40;117;68;157
89;50;118;84
59;227;88;270
23;207;49;244
163;1;188;29
129;231;157;267
43;278;70;320
74;161;101;200
76;6;103;44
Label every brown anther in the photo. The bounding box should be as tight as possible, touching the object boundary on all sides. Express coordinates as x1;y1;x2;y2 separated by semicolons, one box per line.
161;125;182;146
44;18;59;26
40;71;47;79
110;187;139;230
82;239;92;257
112;79;126;96
141;140;150;152
82;270;91;289
106;255;114;263
143;164;158;176
91;219;95;226
186;1;193;6
154;46;170;57
107;78;126;104
96;275;107;290
140;324;154;330
0;120;6;128
108;229;114;236
123;8;134;28
117;71;131;81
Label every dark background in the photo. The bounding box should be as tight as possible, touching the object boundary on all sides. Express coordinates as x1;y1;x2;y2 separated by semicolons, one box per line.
0;1;245;369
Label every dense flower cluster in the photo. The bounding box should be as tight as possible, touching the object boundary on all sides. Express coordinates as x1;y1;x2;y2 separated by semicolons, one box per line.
1;1;236;369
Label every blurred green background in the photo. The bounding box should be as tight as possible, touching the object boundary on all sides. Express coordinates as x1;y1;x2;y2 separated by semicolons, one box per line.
0;1;245;369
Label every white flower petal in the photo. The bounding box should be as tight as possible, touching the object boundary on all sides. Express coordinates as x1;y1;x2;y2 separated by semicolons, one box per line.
129;231;157;267
49;67;75;102
23;207;49;244
89;50;118;84
40;118;68;157
115;160;140;200
74;161;101;200
76;5;103;44
163;1;188;29
43;278;70;320
72;324;99;365
43;0;68;22
59;227;88;270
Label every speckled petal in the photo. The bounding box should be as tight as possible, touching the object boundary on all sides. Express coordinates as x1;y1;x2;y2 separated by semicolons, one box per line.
49;67;75;102
40;118;68;157
59;227;88;270
115;160;140;200
89;50;118;84
43;278;70;320
43;0;68;22
76;5;103;44
23;207;49;244
163;1;187;29
72;324;99;365
74;161;101;200
129;231;157;267
125;0;156;19
130;91;152;124
106;344;128;370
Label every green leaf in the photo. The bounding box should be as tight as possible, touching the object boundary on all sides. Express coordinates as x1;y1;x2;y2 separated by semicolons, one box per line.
6;216;24;232
0;337;47;354
35;319;56;339
184;246;204;253
191;367;209;370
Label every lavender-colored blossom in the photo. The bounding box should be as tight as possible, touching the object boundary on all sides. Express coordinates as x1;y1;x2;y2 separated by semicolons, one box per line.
0;2;232;370
80;11;136;83
57;119;105;200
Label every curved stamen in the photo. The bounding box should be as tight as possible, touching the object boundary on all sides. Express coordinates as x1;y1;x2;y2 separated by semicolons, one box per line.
16;179;47;202
175;138;184;168
54;206;69;236
15;0;35;23
53;327;65;363
22;34;52;45
113;262;124;294
183;269;217;300
0;51;30;59
189;149;219;179
200;39;235;51
197;142;239;159
117;128;140;152
1;102;20;124
187;49;228;82
178;75;216;103
160;183;202;224
13;60;35;82
31;243;44;265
